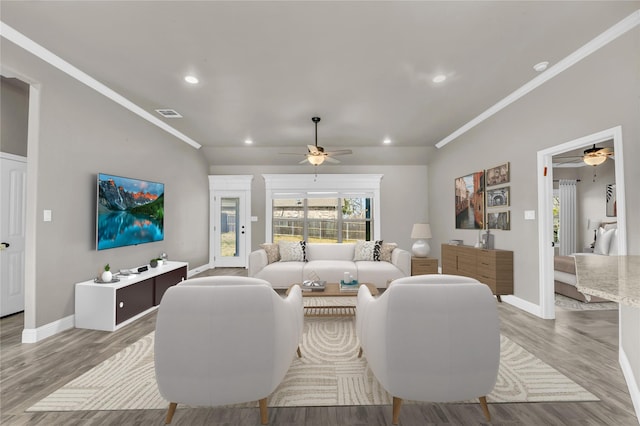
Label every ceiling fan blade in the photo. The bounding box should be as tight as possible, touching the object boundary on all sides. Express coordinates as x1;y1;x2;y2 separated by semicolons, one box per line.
325;149;353;156
280;152;307;156
324;156;340;164
299;158;310;164
307;144;320;154
598;147;614;155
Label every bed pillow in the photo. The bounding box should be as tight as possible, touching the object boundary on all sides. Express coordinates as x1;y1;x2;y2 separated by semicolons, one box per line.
354;240;383;261
278;241;307;262
594;227;615;255
260;243;280;264
378;242;397;262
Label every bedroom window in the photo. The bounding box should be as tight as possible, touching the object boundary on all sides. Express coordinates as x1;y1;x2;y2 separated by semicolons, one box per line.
553;189;560;244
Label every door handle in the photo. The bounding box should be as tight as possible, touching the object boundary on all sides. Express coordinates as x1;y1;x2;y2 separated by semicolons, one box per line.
0;242;9;250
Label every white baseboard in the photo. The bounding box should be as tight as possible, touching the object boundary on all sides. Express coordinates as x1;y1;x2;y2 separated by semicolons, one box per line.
188;263;211;278
501;295;543;318
22;314;75;343
619;346;640;424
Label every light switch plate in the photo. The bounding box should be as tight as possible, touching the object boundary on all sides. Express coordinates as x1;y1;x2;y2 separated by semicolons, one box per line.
524;210;536;220
43;210;52;222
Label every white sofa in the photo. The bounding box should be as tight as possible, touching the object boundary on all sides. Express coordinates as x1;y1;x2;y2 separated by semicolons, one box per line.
249;242;411;289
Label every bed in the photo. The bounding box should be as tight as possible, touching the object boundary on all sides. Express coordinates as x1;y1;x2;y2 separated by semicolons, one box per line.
554;223;618;303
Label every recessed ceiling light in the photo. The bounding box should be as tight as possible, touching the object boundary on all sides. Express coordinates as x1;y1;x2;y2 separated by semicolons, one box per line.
533;61;549;72
432;75;447;83
383;138;392;144
244;138;253;145
184;75;199;84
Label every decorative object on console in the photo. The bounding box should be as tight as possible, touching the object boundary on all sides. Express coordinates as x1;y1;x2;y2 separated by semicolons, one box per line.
101;264;112;283
481;229;494;249
410;223;432;257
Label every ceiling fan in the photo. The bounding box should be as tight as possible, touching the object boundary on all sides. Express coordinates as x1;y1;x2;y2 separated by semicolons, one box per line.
554;144;614;167
281;117;352;165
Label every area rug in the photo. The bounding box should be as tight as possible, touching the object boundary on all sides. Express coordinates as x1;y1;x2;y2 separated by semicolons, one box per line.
555;294;618;311
27;317;598;412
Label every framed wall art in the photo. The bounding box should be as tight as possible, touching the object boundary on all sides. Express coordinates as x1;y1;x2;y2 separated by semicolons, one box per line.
454;171;485;229
486;162;510;187
606;183;616;217
487;211;510;230
487;186;510;208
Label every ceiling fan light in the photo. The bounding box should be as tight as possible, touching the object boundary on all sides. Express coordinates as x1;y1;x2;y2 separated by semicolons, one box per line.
583;155;606;166
308;155;325;166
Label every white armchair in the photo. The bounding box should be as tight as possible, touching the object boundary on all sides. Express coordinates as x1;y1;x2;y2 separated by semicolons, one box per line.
154;276;303;424
356;274;500;424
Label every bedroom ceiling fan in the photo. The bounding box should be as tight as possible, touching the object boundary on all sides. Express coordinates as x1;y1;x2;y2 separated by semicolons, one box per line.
281;117;352;165
553;144;614;167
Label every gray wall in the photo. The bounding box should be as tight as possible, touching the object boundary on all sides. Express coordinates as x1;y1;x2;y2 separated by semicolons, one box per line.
428;26;639;387
210;165;428;252
2;39;211;328
1;76;29;156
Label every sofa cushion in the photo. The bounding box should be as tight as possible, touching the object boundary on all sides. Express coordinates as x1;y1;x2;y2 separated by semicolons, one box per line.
304;260;357;283
379;243;397;262
279;241;307;262
306;243;355;261
260;243;280;264
253;261;304;287
354;240;383;261
356;261;405;287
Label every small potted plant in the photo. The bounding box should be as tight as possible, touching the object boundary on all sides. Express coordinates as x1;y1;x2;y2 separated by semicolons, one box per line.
101;264;112;282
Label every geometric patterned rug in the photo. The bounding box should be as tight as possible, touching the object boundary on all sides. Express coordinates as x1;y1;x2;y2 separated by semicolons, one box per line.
555;293;618;311
27;316;598;412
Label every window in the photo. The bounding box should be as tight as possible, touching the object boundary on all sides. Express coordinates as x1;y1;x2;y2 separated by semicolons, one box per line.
553;189;560;245
272;197;372;243
263;174;382;243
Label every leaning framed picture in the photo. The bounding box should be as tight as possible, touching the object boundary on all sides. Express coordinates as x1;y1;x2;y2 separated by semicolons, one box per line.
454;171;485;229
486;162;510;187
487;211;510;230
606;183;616;217
487;186;510;208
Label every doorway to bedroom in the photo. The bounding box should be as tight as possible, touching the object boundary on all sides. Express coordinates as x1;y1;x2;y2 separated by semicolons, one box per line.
537;126;627;319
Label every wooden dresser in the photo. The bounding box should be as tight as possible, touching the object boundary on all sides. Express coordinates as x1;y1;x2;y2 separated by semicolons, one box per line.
441;244;513;301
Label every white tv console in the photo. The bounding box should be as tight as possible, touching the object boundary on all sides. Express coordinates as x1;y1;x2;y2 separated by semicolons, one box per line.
75;261;188;331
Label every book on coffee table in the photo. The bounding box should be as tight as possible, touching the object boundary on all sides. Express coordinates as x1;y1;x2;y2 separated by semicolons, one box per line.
339;280;360;292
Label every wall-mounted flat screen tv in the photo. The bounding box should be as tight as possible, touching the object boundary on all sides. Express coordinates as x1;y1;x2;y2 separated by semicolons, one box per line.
96;173;164;250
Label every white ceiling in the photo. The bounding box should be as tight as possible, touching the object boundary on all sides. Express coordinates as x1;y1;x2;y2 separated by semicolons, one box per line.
1;1;637;166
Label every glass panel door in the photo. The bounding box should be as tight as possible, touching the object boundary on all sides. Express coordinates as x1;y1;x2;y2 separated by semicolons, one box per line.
213;191;247;267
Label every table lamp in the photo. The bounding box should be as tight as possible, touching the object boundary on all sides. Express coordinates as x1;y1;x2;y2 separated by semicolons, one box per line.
411;223;432;257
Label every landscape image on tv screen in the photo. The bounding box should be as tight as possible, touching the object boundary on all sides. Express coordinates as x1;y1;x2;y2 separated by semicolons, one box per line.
97;173;164;250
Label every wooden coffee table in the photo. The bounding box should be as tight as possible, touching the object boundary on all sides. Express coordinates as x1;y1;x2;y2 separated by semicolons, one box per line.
287;282;378;316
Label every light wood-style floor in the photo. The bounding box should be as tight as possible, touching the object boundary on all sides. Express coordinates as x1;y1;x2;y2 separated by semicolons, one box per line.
1;268;637;425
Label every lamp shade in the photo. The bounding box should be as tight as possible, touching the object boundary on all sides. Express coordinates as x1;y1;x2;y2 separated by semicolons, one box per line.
411;223;432;239
583;155;606;166
307;155;325;166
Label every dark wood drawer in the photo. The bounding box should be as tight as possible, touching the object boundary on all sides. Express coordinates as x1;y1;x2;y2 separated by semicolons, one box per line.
116;278;154;325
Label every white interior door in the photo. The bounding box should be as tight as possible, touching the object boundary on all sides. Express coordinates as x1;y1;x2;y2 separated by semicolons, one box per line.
1;154;27;317
212;191;249;267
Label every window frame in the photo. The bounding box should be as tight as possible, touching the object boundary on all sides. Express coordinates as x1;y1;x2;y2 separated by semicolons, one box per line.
263;174;382;243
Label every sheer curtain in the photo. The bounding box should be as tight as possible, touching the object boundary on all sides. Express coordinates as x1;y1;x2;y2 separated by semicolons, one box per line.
558;179;577;255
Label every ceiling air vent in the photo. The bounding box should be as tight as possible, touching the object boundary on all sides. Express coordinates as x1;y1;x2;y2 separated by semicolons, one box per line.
155;109;183;118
